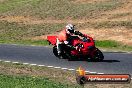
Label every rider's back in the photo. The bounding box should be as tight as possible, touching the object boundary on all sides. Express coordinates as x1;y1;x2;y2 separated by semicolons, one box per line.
58;29;67;42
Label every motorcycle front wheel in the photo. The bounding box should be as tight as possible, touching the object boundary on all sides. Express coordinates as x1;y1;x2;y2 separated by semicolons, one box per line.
91;49;104;61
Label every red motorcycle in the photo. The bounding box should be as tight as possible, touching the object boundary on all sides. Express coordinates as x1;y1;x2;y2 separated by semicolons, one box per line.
47;33;104;61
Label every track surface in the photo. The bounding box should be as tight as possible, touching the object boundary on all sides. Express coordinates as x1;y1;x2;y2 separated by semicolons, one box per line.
0;44;132;74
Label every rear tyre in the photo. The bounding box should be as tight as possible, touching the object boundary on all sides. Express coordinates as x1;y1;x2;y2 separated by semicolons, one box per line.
53;46;65;59
53;46;59;57
91;49;104;61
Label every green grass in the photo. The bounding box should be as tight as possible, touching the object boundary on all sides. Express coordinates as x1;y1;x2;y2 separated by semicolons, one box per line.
0;60;131;88
95;40;132;51
0;74;77;88
0;61;80;88
0;38;132;51
0;20;61;45
0;39;49;46
0;0;36;13
0;0;123;19
95;40;120;48
0;21;63;46
0;61;81;88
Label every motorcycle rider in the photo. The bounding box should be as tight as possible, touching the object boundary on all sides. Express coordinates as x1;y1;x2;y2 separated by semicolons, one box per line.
57;24;85;56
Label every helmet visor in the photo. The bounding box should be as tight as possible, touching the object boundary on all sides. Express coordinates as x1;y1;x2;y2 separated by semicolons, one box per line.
68;29;74;33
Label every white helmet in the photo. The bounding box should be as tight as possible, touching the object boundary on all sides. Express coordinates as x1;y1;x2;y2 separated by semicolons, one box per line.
65;24;75;34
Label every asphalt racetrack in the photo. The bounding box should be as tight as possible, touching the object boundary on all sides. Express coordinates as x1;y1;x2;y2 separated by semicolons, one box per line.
0;44;132;75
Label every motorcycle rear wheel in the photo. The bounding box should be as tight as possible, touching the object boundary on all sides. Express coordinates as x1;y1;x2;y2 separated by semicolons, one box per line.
53;46;66;59
53;46;59;57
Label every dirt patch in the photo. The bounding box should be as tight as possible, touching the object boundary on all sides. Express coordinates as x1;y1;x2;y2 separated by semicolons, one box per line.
0;16;91;24
0;0;6;3
0;16;43;24
0;16;88;24
1;15;131;25
80;28;132;45
102;0;132;21
1;16;131;45
72;0;108;3
0;16;109;25
0;16;31;23
32;27;132;46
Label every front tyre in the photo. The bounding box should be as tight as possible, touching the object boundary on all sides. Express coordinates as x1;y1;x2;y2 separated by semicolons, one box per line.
91;49;104;61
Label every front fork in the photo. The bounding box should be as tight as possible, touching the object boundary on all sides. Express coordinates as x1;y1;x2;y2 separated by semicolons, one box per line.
89;47;98;58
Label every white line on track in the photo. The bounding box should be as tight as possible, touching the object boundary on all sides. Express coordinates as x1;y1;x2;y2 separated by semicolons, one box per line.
54;67;61;69
47;66;53;68
85;71;90;73
4;61;11;63
97;73;104;74
89;72;97;74
68;69;75;71
1;59;132;80
127;52;132;54
12;62;19;64
23;63;29;65
38;65;45;67
30;64;37;66
61;68;68;70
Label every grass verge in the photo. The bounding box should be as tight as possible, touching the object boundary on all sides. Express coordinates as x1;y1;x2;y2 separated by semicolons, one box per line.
0;60;131;88
0;39;132;52
95;40;132;52
0;39;49;46
0;74;78;88
0;61;81;88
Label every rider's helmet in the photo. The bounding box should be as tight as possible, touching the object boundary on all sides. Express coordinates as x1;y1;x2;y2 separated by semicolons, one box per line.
65;24;75;35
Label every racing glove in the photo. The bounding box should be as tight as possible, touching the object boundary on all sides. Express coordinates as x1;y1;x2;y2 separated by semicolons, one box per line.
74;31;85;37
